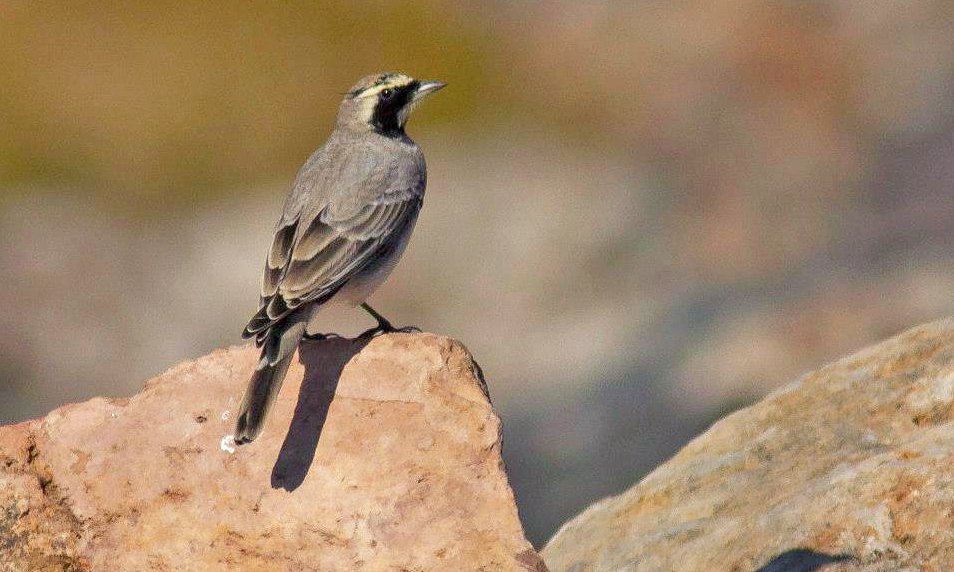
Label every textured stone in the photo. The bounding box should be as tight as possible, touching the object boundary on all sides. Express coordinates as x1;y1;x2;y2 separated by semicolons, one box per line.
0;333;545;572
544;318;954;572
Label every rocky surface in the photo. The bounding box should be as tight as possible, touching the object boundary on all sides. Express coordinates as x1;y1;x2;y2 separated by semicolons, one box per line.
0;333;545;572
544;318;954;572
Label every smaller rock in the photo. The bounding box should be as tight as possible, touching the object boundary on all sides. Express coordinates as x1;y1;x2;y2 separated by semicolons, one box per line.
543;318;954;572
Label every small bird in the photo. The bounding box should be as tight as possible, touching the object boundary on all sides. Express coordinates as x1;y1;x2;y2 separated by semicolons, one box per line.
234;73;446;444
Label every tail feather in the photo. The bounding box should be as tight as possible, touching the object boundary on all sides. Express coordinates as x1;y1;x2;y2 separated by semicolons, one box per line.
234;321;305;444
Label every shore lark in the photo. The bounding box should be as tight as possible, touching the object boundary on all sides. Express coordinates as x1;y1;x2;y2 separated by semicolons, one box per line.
234;73;445;444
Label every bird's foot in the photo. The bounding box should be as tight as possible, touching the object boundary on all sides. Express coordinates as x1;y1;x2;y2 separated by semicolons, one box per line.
357;303;420;339
357;321;421;339
302;332;342;342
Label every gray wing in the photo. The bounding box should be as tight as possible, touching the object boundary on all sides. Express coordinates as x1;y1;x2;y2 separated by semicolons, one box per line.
243;154;423;342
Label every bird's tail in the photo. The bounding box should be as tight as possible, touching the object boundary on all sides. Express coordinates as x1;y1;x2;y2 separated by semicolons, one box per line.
234;320;305;444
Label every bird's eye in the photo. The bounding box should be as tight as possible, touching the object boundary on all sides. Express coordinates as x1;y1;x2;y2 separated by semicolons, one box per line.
381;88;393;100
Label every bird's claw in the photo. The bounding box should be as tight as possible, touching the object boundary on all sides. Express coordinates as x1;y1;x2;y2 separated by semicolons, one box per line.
358;323;421;339
302;332;342;342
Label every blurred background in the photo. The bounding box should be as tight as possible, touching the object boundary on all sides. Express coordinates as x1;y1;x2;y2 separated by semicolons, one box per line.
3;0;954;546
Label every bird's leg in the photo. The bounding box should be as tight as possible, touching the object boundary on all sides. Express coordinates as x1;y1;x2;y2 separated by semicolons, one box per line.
358;302;394;338
358;302;421;338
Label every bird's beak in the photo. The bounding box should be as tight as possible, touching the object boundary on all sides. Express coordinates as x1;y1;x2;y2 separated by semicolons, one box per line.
412;80;447;101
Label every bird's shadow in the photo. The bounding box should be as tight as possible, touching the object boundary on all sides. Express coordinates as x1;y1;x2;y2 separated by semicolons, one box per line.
270;334;371;492
754;549;853;572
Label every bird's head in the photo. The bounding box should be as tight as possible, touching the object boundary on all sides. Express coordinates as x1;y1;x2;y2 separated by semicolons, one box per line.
337;73;446;136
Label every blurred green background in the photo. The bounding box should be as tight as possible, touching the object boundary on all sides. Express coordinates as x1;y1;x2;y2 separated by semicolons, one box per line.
3;0;954;546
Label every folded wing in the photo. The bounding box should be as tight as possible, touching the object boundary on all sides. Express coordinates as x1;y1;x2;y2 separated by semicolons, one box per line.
242;193;421;344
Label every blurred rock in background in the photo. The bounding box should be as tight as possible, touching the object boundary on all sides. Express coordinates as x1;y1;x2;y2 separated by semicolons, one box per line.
2;0;954;545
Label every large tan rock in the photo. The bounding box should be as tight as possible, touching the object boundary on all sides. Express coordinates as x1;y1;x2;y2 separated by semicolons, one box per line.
544;318;954;572
0;333;545;572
